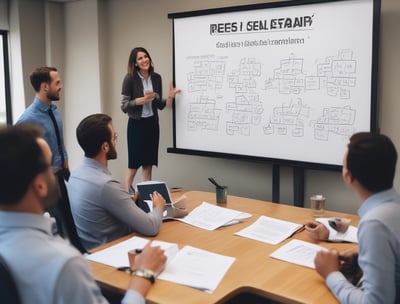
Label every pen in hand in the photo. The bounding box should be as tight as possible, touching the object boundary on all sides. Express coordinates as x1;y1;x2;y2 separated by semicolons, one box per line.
328;217;351;233
288;225;305;238
117;248;143;273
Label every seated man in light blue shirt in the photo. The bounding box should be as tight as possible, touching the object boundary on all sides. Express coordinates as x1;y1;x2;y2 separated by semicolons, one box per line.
313;132;400;303
0;124;167;304
67;114;165;250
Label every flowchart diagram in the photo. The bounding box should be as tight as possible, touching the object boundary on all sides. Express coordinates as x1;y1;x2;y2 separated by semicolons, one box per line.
184;49;358;141
265;49;357;99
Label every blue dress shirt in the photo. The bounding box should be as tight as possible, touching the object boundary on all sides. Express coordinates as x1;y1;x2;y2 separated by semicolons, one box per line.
15;98;68;168
326;188;400;303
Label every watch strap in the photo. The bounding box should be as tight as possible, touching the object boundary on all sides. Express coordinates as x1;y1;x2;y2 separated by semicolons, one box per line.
132;269;156;284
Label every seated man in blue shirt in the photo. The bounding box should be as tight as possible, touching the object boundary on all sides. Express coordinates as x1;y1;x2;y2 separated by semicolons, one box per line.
0;124;167;304
313;132;400;303
67;113;165;250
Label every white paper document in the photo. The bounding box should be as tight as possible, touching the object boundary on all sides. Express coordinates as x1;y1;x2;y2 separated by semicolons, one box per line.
86;236;179;268
177;201;251;230
86;236;235;293
234;215;303;245
158;245;235;293
270;239;327;269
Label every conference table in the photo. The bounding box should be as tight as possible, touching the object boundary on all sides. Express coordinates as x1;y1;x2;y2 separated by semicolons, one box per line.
88;190;359;304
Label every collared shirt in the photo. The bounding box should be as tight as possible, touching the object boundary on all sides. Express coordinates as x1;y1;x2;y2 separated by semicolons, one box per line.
15;98;68;168
67;157;163;250
0;211;144;304
326;188;400;303
137;72;154;118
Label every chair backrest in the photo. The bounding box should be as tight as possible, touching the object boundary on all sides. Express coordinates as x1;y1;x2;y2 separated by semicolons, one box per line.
0;255;21;304
46;171;88;254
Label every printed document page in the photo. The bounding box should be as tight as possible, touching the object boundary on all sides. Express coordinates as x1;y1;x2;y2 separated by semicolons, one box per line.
86;236;235;294
86;236;179;268
234;215;303;245
177;201;251;230
158;245;236;294
270;239;327;268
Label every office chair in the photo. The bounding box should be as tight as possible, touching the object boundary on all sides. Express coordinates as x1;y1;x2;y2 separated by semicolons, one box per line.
0;255;21;304
46;171;88;254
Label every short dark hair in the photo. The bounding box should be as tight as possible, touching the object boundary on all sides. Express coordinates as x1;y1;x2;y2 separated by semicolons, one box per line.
347;132;397;192
76;114;112;158
30;67;58;92
0;125;48;205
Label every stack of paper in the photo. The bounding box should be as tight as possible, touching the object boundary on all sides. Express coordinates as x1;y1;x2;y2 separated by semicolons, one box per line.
86;236;235;294
234;215;303;245
177;202;251;230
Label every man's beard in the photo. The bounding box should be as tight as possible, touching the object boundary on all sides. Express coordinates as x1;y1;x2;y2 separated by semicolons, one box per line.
106;142;117;160
47;90;60;101
42;174;61;209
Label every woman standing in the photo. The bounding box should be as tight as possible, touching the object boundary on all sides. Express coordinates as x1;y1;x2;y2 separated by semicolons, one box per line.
121;47;180;191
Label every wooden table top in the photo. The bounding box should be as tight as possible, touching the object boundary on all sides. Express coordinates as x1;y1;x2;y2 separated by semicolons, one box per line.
89;190;359;304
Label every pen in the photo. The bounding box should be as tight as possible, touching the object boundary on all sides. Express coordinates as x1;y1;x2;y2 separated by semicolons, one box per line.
117;248;144;273
289;225;305;238
117;266;132;273
208;177;224;189
297;225;305;233
328;217;350;233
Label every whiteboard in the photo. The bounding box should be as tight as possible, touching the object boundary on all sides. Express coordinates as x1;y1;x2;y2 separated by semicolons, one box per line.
168;0;379;168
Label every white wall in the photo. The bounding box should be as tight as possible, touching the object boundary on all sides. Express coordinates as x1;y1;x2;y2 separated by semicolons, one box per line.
8;0;65;123
0;0;8;30
63;0;102;166
8;0;27;123
9;0;400;214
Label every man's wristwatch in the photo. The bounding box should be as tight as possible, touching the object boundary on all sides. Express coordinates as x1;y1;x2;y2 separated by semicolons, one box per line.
132;269;156;284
